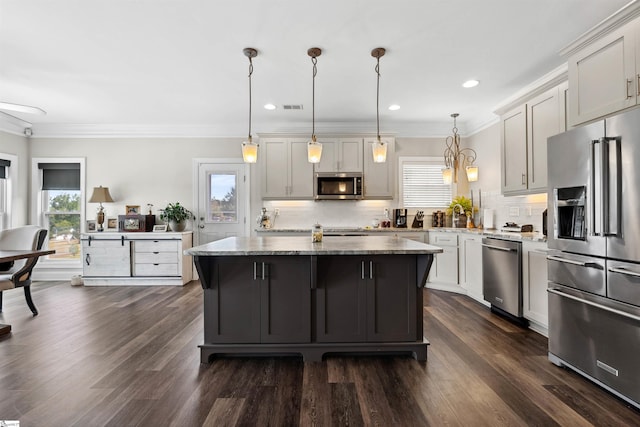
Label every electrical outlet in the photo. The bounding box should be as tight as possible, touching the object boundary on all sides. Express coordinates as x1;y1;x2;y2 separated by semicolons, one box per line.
509;207;520;217
274;208;280;216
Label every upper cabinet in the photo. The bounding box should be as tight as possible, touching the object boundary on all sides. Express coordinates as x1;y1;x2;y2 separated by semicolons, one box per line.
567;20;638;126
261;138;314;199
363;137;395;199
314;138;363;172
500;84;564;195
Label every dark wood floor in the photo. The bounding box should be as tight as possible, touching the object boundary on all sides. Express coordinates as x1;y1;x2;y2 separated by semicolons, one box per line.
1;281;639;426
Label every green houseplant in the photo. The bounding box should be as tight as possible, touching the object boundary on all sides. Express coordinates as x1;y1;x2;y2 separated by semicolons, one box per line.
160;202;193;232
448;196;473;228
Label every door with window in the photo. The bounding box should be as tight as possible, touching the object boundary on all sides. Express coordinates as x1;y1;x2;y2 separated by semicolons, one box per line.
196;161;249;245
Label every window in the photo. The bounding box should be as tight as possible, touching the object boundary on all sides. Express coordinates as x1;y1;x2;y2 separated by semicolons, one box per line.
32;159;85;262
207;172;238;223
399;157;452;208
0;155;15;231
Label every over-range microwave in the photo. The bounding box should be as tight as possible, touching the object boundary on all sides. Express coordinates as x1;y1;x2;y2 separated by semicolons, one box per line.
314;172;363;200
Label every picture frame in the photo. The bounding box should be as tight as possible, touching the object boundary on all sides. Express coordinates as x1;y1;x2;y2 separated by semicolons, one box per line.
153;224;168;232
86;220;97;232
126;205;141;215
106;216;118;231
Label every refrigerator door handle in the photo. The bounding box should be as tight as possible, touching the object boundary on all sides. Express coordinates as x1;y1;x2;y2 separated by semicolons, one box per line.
591;139;604;236
608;266;640;278
604;136;622;237
548;288;640;322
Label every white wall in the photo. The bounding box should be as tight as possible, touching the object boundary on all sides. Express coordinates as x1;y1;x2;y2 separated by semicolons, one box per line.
0;130;29;226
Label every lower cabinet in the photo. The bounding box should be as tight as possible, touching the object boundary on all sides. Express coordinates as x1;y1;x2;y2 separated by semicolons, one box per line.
426;232;459;286
522;241;549;330
82;239;131;277
459;234;483;302
204;256;311;344
315;255;417;342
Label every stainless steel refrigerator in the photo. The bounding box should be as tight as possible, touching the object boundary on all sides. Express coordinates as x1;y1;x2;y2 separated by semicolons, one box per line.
547;107;640;409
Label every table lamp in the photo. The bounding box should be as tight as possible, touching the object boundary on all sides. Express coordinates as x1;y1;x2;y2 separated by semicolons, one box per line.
89;186;114;232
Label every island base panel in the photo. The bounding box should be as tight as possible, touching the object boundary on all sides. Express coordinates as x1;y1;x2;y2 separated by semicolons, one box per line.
199;339;429;363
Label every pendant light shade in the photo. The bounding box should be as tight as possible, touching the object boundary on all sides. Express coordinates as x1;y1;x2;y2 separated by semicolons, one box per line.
442;167;453;185
465;165;479;182
242;48;259;164
307;47;323;163
372;48;387;163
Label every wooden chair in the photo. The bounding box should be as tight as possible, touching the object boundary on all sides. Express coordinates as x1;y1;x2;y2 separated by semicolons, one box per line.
0;226;48;316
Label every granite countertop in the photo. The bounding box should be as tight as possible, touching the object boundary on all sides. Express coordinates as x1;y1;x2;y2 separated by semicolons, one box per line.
254;226;546;242
255;227;425;233
427;227;547;242
186;236;443;256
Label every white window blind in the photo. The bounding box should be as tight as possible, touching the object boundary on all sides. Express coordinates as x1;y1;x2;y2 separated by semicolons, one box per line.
400;158;451;208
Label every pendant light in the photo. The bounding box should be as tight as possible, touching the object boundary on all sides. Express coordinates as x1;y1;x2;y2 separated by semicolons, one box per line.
442;113;478;183
307;47;323;163
241;48;258;163
371;48;387;163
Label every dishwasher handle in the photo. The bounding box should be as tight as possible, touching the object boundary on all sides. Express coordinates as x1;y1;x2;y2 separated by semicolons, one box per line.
481;243;517;252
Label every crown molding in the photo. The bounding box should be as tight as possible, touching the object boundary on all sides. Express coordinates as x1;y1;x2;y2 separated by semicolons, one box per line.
8;119;478;139
493;63;568;116
559;0;640;57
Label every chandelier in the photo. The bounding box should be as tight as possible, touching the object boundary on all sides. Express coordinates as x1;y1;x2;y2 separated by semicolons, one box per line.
442;113;478;184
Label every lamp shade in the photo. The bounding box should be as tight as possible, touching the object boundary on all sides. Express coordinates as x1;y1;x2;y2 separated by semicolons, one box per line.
442;168;453;185
372;139;387;163
89;186;114;203
242;139;258;163
307;139;323;163
465;165;479;182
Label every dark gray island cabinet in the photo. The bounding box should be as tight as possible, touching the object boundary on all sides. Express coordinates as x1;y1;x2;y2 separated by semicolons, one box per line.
187;236;442;362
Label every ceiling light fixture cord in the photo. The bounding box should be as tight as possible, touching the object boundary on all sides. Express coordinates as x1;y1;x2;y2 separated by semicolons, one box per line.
375;55;381;140
248;55;254;139
311;55;317;139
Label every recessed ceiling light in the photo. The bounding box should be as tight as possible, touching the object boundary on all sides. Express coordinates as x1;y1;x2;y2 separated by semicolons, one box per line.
264;103;277;110
462;80;479;88
388;104;400;111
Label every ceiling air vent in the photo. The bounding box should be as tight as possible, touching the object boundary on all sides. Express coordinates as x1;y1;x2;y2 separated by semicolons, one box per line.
283;104;304;110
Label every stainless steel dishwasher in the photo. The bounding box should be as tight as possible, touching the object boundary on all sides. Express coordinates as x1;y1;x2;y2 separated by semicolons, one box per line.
482;237;527;325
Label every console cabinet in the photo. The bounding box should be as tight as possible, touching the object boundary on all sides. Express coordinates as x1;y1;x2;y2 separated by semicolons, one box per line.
81;232;193;285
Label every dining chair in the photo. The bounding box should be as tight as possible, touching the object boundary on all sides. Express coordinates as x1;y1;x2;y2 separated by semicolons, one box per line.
0;226;48;316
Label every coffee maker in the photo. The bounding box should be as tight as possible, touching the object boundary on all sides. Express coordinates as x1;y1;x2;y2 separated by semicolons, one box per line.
394;209;407;228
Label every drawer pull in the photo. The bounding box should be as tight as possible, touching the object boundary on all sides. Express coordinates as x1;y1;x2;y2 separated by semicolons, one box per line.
627;78;633;99
608;266;640;278
547;255;600;268
153;251;159;254
153;263;159;266
547;288;640;322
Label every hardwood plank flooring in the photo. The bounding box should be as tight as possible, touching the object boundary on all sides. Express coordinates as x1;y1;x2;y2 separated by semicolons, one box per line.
0;281;639;426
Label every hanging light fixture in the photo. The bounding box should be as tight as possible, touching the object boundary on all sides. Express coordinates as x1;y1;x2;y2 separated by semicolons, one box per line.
241;48;258;163
442;113;478;184
307;47;323;163
371;47;387;163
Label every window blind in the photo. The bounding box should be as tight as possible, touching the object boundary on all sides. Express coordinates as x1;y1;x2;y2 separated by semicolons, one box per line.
38;162;81;190
401;162;451;208
0;159;10;180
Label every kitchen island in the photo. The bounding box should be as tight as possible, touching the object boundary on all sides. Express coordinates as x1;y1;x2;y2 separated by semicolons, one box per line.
186;236;443;362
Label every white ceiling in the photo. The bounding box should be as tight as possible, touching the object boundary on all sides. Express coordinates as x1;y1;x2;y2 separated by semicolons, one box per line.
0;0;633;138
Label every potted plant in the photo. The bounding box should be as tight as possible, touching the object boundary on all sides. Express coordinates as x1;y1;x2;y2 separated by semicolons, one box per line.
448;196;473;228
160;202;193;232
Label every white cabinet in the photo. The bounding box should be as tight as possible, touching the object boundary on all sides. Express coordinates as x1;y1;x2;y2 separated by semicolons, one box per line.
377;231;424;242
261;138;314;199
314;138;363;172
458;234;483;303
567;20;638;126
501;85;563;195
363;137;395;199
82;239;131;277
427;232;459;287
522;241;549;333
81;232;193;286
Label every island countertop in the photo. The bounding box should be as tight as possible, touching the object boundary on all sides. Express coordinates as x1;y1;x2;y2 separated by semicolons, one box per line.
186;236;443;256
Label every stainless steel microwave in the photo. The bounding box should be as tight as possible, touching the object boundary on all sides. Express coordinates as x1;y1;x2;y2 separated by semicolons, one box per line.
314;172;363;200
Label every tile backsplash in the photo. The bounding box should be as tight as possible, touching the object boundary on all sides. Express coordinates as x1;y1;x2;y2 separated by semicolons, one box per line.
260;191;548;232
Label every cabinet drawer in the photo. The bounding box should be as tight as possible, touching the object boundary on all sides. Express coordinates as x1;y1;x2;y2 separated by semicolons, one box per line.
135;240;179;253
135;252;178;264
134;263;179;276
430;233;458;246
